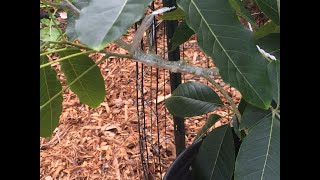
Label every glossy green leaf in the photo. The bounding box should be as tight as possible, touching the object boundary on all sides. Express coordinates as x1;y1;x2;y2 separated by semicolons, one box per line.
254;21;280;39
192;124;235;180
75;0;152;51
194;114;221;141
235;115;280;179
59;49;105;108
268;60;280;105
40;56;63;137
160;7;186;20
255;0;279;25
170;21;195;51
255;33;280;60
228;0;256;26
165;81;223;117
238;98;248;115
239;103;272;130
178;0;272;109
66;0;90;41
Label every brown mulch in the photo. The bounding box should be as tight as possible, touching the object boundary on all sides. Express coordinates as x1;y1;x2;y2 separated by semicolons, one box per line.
40;1;242;180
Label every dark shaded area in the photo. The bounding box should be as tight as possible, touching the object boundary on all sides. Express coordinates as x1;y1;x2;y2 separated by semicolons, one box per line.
164;127;242;180
40;11;60;19
163;138;204;180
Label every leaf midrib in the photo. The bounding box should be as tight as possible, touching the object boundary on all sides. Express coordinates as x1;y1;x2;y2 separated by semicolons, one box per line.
68;60;95;105
41;65;53;133
172;95;223;106
260;116;274;179
189;0;266;106
209;126;228;179
258;0;278;13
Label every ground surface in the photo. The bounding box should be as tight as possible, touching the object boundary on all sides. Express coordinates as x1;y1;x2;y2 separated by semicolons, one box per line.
40;1;244;179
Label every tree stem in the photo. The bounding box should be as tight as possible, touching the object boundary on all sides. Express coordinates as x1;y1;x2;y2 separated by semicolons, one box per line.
114;39;218;77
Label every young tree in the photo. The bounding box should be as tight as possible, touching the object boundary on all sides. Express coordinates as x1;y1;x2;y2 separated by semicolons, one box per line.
40;0;280;179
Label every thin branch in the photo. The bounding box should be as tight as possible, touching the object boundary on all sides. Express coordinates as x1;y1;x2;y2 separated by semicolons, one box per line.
105;48;218;76
204;75;241;123
40;50;95;69
61;0;80;15
41;0;80;16
114;39;218;76
40;41;50;50
100;51;133;59
40;0;60;7
114;39;132;51
48;8;65;40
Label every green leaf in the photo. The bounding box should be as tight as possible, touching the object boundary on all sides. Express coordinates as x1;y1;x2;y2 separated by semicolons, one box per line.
59;49;105;108
235;115;280;179
255;0;279;25
75;0;152;51
170;21;195;51
41;18;60;27
165;81;223;117
238;98;248;114
255;33;280;60
40;55;63;137
66;0;90;41
194;114;221;141
268;60;280;105
178;0;272;109
40;19;51;26
239;103;272;130
40;27;61;41
160;7;186;20
254;21;279;39
227;0;256;26
192;124;235;180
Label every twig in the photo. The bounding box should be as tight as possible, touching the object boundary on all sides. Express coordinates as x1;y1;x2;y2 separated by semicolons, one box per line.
40;125;73;150
40;50;95;69
41;0;80;16
204;75;241;123
40;0;60;7
61;0;80;15
40;41;50;50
